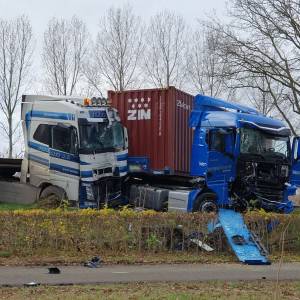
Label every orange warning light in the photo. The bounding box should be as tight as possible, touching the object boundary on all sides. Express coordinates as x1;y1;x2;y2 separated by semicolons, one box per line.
83;98;92;106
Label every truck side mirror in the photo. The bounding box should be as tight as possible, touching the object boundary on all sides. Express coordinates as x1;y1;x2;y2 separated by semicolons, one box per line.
70;126;79;155
292;137;300;161
294;137;300;161
297;138;300;161
124;127;128;149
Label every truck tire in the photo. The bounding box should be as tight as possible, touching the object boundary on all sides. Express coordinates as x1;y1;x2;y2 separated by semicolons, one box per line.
193;192;218;213
39;185;67;208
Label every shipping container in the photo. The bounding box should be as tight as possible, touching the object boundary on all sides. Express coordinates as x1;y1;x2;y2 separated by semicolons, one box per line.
108;87;194;174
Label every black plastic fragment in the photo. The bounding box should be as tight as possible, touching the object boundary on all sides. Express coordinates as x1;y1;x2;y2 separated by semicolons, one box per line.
48;267;61;274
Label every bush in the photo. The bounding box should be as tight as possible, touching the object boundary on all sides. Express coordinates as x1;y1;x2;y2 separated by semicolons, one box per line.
0;207;298;257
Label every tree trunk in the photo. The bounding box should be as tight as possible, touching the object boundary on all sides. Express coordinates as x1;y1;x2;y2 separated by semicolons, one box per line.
8;115;13;158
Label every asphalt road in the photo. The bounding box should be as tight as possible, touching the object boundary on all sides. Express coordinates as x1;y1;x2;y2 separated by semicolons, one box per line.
0;263;300;286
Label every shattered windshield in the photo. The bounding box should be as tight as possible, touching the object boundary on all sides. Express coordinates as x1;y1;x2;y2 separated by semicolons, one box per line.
79;121;124;153
240;127;290;158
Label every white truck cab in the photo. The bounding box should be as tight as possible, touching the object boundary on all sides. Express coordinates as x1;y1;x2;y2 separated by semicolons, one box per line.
21;95;128;208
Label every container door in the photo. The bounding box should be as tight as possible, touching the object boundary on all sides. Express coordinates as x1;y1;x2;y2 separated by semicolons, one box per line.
206;128;235;183
291;137;300;186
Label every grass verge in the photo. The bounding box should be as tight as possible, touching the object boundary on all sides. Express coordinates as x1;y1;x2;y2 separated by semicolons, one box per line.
0;252;236;266
0;202;36;211
0;281;300;300
0;251;299;266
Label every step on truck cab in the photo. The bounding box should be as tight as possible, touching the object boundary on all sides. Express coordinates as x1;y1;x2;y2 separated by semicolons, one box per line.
21;95;128;208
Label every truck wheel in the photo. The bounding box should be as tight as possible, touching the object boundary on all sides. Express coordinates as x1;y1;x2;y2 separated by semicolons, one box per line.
194;192;218;213
39;185;67;208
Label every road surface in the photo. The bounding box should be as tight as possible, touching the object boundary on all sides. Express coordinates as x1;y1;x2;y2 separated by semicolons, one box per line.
0;263;300;286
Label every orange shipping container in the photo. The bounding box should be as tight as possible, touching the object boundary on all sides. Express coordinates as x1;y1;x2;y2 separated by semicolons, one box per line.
108;87;194;174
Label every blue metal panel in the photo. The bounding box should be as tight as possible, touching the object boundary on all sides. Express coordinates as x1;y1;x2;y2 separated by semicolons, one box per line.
88;110;107;118
194;94;259;115
189;111;202;127
218;209;270;265
80;170;93;178
190;94;289;133
29;141;81;164
28;154;49;166
31;110;75;121
128;156;150;172
49;163;80;176
207;182;230;206
116;153;128;161
187;189;201;212
118;165;128;173
290;137;300;187
28;141;49;153
49;149;80;163
190;128;208;177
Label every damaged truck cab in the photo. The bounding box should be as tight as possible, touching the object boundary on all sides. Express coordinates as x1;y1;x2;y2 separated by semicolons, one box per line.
21;95;128;208
189;95;299;213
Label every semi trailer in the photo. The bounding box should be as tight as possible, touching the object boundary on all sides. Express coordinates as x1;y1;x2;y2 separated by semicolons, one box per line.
124;94;299;214
0;95;128;208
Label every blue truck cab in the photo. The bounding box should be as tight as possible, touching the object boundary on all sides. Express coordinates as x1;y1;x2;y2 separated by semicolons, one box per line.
189;94;300;213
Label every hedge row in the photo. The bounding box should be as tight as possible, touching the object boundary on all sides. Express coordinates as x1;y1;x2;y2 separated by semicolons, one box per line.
0;208;299;256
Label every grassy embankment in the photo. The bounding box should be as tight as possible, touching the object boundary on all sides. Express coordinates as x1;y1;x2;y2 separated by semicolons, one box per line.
0;202;299;265
0;281;300;300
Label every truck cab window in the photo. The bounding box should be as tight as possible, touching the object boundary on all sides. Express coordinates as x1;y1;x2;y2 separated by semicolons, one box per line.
79;120;125;154
52;126;73;154
209;131;226;153
33;124;51;145
240;127;289;158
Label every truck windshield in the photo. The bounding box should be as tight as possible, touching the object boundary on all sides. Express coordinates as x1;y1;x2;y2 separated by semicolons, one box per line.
79;121;124;153
240;127;289;158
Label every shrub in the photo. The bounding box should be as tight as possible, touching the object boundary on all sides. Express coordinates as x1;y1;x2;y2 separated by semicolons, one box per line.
0;208;298;257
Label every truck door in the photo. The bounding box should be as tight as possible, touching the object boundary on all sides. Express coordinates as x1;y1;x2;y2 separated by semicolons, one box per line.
190;128;209;177
49;124;80;197
206;128;235;183
291;137;300;186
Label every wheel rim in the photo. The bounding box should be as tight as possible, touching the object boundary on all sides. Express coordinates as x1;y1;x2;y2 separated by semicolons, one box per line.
201;201;217;213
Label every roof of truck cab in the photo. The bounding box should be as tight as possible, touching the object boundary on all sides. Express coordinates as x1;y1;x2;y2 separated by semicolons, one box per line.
190;94;290;136
22;95;84;102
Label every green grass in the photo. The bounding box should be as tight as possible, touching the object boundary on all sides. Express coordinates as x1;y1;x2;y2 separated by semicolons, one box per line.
0;202;36;210
0;281;300;299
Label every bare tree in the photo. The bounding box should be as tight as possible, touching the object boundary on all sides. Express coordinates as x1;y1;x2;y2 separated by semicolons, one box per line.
92;5;143;91
0;16;33;157
42;16;89;95
144;11;187;88
187;26;235;98
208;0;300;133
83;54;104;97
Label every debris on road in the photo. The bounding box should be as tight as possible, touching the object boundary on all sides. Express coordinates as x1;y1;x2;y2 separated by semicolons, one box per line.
24;281;40;287
84;256;102;268
48;267;61;274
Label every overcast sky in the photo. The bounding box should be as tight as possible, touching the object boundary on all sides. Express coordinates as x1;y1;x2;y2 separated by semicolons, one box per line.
0;0;227;38
0;0;228;91
0;0;227;155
